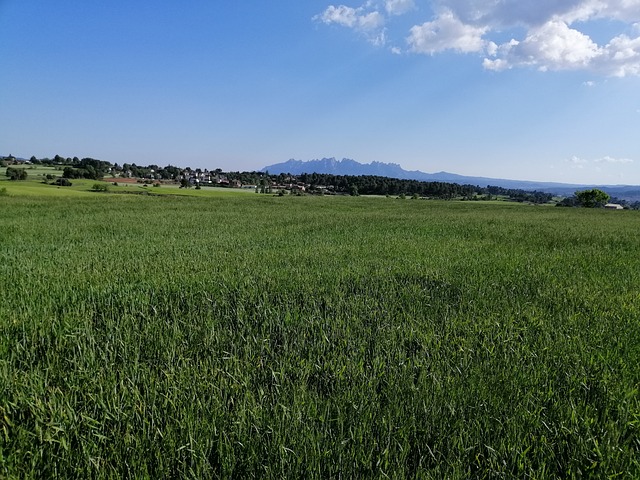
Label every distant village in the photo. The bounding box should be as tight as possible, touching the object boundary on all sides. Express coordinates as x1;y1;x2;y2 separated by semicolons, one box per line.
2;154;638;208
1;154;321;194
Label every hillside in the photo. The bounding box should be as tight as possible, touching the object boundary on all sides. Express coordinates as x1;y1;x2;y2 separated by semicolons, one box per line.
263;158;640;200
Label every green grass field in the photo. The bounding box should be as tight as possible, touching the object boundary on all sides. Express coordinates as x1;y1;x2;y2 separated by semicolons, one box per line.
1;189;638;478
0;167;253;198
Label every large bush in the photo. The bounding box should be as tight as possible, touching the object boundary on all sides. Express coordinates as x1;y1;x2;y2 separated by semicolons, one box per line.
5;166;27;181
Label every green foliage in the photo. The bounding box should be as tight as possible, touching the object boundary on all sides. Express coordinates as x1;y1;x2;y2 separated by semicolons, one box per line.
62;158;109;180
53;178;73;187
575;188;610;208
0;197;638;478
91;183;109;192
5;166;28;180
0;187;7;196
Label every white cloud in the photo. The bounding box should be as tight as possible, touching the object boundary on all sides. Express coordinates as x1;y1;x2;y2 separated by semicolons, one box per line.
568;155;589;165
567;155;634;167
317;5;359;28
316;5;384;31
594;34;640;76
485;26;640;75
385;0;415;15
594;155;634;163
488;20;601;72
436;0;640;26
317;0;640;75
315;4;386;44
407;11;489;54
565;0;640;23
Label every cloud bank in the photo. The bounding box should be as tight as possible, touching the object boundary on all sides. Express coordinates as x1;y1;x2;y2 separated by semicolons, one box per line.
316;0;640;76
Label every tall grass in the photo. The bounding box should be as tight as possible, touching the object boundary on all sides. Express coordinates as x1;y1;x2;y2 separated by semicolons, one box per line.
1;195;638;478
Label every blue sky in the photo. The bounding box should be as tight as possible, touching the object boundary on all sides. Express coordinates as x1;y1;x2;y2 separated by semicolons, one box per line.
1;1;639;184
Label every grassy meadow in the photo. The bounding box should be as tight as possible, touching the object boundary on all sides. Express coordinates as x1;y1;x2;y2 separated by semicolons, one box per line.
0;185;639;478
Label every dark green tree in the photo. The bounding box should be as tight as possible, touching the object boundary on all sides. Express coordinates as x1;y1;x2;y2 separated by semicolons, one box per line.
575;189;610;208
6;166;27;180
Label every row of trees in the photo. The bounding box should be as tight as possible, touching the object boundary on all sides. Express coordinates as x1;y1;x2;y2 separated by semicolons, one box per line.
62;158;113;180
485;185;553;204
290;173;554;202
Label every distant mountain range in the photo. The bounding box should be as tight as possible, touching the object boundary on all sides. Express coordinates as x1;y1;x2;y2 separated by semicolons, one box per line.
262;158;640;200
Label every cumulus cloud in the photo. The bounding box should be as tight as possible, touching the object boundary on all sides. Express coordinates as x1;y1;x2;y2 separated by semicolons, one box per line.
315;4;386;44
595;34;640;76
407;10;490;54
316;5;384;30
317;0;640;76
485;20;601;72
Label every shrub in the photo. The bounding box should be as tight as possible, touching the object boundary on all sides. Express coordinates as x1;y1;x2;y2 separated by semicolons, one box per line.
53;178;72;187
5;167;27;181
91;183;109;192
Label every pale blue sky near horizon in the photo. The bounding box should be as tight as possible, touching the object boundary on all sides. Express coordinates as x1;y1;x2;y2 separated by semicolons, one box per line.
1;0;639;184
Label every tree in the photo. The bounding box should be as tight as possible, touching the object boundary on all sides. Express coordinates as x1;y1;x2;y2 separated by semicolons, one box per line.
91;183;109;192
575;189;610;208
54;178;72;186
6;167;27;180
63;166;81;179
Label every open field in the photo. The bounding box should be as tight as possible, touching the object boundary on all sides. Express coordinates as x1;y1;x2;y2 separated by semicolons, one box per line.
0;168;253;198
1;192;638;478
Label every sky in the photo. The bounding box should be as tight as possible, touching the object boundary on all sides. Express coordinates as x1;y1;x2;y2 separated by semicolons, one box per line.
1;0;640;185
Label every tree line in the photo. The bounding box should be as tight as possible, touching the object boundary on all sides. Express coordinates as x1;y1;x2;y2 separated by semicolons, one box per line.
9;154;634;207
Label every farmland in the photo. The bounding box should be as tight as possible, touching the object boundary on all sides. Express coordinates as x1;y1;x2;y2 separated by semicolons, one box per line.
1;188;639;478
